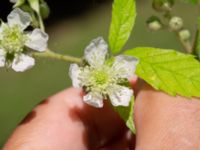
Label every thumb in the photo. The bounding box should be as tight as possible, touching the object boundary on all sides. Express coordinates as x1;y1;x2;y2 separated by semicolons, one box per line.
134;81;200;150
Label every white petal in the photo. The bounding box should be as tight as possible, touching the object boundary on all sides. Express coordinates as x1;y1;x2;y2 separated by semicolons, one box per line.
12;54;35;72
25;29;49;52
0;49;6;67
112;55;139;79
108;85;133;107
83;92;103;108
7;8;31;30
69;64;82;88
84;37;108;67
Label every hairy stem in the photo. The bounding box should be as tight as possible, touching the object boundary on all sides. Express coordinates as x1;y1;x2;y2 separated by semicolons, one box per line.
32;49;82;64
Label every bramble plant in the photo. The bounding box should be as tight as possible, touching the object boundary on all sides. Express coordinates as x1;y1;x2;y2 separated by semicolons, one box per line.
1;0;200;133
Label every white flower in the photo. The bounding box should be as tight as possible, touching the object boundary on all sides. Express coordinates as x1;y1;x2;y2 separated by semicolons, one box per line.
69;37;138;108
0;8;48;72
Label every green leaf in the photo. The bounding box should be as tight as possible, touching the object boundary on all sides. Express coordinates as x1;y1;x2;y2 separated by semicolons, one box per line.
28;0;40;14
125;47;200;98
109;0;136;54
115;96;135;133
194;17;200;59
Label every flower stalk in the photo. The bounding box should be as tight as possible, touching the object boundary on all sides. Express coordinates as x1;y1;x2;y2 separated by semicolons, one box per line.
32;49;82;64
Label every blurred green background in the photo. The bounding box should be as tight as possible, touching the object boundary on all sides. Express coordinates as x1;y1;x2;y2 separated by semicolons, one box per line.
0;0;199;147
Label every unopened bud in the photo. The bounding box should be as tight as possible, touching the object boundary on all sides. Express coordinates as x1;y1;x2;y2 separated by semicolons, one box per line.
147;16;162;31
152;0;174;12
179;29;190;41
169;16;183;31
40;1;50;19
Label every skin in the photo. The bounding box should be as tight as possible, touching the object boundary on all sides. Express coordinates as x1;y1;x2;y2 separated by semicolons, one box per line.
3;80;200;150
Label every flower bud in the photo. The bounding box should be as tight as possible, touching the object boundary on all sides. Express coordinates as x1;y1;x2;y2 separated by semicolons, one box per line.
179;29;191;41
40;1;50;19
169;16;183;31
146;16;162;31
152;0;174;12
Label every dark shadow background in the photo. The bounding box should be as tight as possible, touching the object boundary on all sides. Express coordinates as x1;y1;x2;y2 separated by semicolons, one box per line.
0;0;111;23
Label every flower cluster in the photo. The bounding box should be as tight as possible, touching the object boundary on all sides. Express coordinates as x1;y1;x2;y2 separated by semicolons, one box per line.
69;37;138;108
0;8;48;72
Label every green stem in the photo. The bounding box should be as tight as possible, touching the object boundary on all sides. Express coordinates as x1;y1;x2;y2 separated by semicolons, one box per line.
37;12;45;32
32;50;82;64
192;29;198;54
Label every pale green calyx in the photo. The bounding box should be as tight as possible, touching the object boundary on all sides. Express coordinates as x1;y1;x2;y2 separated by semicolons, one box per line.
0;8;49;72
69;37;138;108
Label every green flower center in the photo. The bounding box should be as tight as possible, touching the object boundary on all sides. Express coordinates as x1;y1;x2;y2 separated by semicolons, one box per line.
93;70;109;85
87;65;116;93
81;64;117;94
1;25;27;54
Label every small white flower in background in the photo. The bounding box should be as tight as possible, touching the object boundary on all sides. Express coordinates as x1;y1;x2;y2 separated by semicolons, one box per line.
0;8;48;72
69;37;138;108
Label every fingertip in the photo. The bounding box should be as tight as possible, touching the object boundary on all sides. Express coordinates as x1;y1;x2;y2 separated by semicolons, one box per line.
47;87;84;108
129;75;138;90
50;87;83;101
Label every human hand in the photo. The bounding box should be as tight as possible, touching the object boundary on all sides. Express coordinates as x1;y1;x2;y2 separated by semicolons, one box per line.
135;82;200;150
3;87;134;150
4;81;200;150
